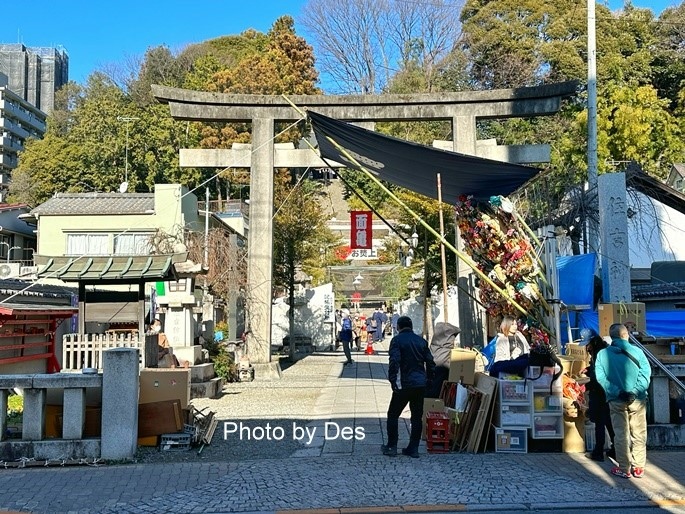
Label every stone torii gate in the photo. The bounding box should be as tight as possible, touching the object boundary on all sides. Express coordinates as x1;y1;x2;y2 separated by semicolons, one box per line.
153;81;576;379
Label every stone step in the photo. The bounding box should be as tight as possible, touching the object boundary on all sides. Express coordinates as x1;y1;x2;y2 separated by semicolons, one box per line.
190;362;215;383
191;377;223;399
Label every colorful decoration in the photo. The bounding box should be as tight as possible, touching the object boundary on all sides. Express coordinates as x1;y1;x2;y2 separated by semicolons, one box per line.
455;194;553;350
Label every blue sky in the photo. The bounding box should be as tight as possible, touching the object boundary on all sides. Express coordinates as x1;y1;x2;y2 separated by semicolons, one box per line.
1;0;679;87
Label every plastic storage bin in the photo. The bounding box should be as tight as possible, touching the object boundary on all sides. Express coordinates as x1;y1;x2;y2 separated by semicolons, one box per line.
500;404;532;426
499;380;530;403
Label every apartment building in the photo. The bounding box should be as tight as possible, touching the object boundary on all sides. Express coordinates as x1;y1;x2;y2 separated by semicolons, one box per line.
0;44;68;114
0;73;46;201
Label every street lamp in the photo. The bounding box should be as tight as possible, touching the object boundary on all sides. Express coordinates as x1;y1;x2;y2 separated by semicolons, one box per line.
117;116;139;184
411;230;419;248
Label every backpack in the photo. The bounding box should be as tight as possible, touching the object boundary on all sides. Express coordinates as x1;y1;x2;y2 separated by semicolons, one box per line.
342;317;352;331
481;337;497;371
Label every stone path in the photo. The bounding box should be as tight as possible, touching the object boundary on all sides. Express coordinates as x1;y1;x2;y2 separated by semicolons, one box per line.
1;339;685;514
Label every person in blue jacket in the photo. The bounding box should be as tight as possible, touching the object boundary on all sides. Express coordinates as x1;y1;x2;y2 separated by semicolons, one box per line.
381;316;435;458
595;323;651;479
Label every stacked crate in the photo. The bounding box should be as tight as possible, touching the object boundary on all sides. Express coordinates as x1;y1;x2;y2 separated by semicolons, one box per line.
425;411;450;453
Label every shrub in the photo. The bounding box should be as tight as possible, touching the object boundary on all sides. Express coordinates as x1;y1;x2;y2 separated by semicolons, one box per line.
7;393;23;424
212;347;238;382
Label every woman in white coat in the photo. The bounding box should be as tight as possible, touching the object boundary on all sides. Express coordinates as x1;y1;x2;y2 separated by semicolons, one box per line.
494;315;530;364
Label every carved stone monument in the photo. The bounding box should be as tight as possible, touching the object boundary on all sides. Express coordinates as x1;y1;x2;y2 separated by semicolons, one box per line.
598;172;631;302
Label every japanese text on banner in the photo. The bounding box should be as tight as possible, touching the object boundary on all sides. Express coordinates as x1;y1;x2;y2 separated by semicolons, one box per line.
350;210;372;249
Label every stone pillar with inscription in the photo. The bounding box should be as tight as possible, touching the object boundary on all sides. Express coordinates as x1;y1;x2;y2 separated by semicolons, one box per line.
598;172;631;302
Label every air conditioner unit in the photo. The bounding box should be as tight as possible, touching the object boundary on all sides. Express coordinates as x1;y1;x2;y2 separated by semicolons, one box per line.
0;262;21;279
19;265;39;279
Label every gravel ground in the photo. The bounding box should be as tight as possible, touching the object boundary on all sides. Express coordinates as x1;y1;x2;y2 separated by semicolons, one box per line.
134;353;338;464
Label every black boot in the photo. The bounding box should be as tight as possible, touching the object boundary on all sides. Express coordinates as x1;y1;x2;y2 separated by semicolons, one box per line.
590;448;604;461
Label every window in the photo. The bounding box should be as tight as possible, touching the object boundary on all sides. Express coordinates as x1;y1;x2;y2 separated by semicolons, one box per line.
66;234;109;256
167;279;187;292
113;233;151;255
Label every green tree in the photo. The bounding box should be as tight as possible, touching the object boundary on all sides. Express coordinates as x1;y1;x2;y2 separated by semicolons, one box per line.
127;45;192;107
652;3;685;107
272;171;339;359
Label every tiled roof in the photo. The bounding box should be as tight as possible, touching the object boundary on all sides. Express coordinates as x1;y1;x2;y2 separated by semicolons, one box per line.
0;203;28;212
630;268;651;282
30;193;155;216
671;163;685;179
632;281;685;301
35;254;187;284
0;278;75;298
0;302;77;317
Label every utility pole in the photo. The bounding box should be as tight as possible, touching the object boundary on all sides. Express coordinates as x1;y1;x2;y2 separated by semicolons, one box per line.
437;173;449;322
587;0;599;255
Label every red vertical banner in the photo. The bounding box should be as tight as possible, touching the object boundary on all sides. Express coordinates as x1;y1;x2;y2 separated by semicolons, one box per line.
350;211;372;249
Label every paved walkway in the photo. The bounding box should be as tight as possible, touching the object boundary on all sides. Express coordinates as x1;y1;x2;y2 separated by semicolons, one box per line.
1;340;685;514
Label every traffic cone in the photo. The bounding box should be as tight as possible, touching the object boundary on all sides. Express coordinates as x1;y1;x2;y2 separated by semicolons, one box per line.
365;339;375;355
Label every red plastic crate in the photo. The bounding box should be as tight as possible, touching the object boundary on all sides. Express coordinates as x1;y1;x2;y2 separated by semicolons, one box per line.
426;438;450;453
426;411;450;453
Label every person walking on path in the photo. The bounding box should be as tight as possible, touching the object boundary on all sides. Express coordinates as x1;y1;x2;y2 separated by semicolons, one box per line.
353;315;363;351
391;310;400;337
382;315;435;458
373;307;387;342
595;323;651;479
580;334;615;461
339;312;354;365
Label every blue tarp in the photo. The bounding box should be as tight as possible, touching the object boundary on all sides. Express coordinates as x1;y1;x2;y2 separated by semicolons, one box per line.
577;310;685;338
555;253;685;341
556;253;596;307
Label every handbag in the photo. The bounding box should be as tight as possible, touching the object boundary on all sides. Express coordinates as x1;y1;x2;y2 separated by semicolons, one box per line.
527;344;563;394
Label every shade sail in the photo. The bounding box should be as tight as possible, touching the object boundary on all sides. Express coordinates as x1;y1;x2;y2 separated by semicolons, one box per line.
309;111;541;203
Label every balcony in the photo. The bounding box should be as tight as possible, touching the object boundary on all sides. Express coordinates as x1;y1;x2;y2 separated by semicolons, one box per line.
198;199;249;218
0;100;46;133
0;135;21;152
0;153;18;169
0;117;29;140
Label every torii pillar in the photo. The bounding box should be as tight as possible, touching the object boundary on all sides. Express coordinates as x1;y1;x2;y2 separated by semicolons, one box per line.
247;118;281;378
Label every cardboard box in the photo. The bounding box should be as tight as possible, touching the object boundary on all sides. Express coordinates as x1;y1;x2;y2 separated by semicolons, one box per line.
564;343;589;369
448;348;477;385
598;302;646;336
45;405;101;438
558;356;586;378
138;435;159;447
139;368;190;409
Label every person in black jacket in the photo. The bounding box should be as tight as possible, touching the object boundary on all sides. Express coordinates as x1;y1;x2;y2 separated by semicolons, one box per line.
582;334;616;461
381;316;435;458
